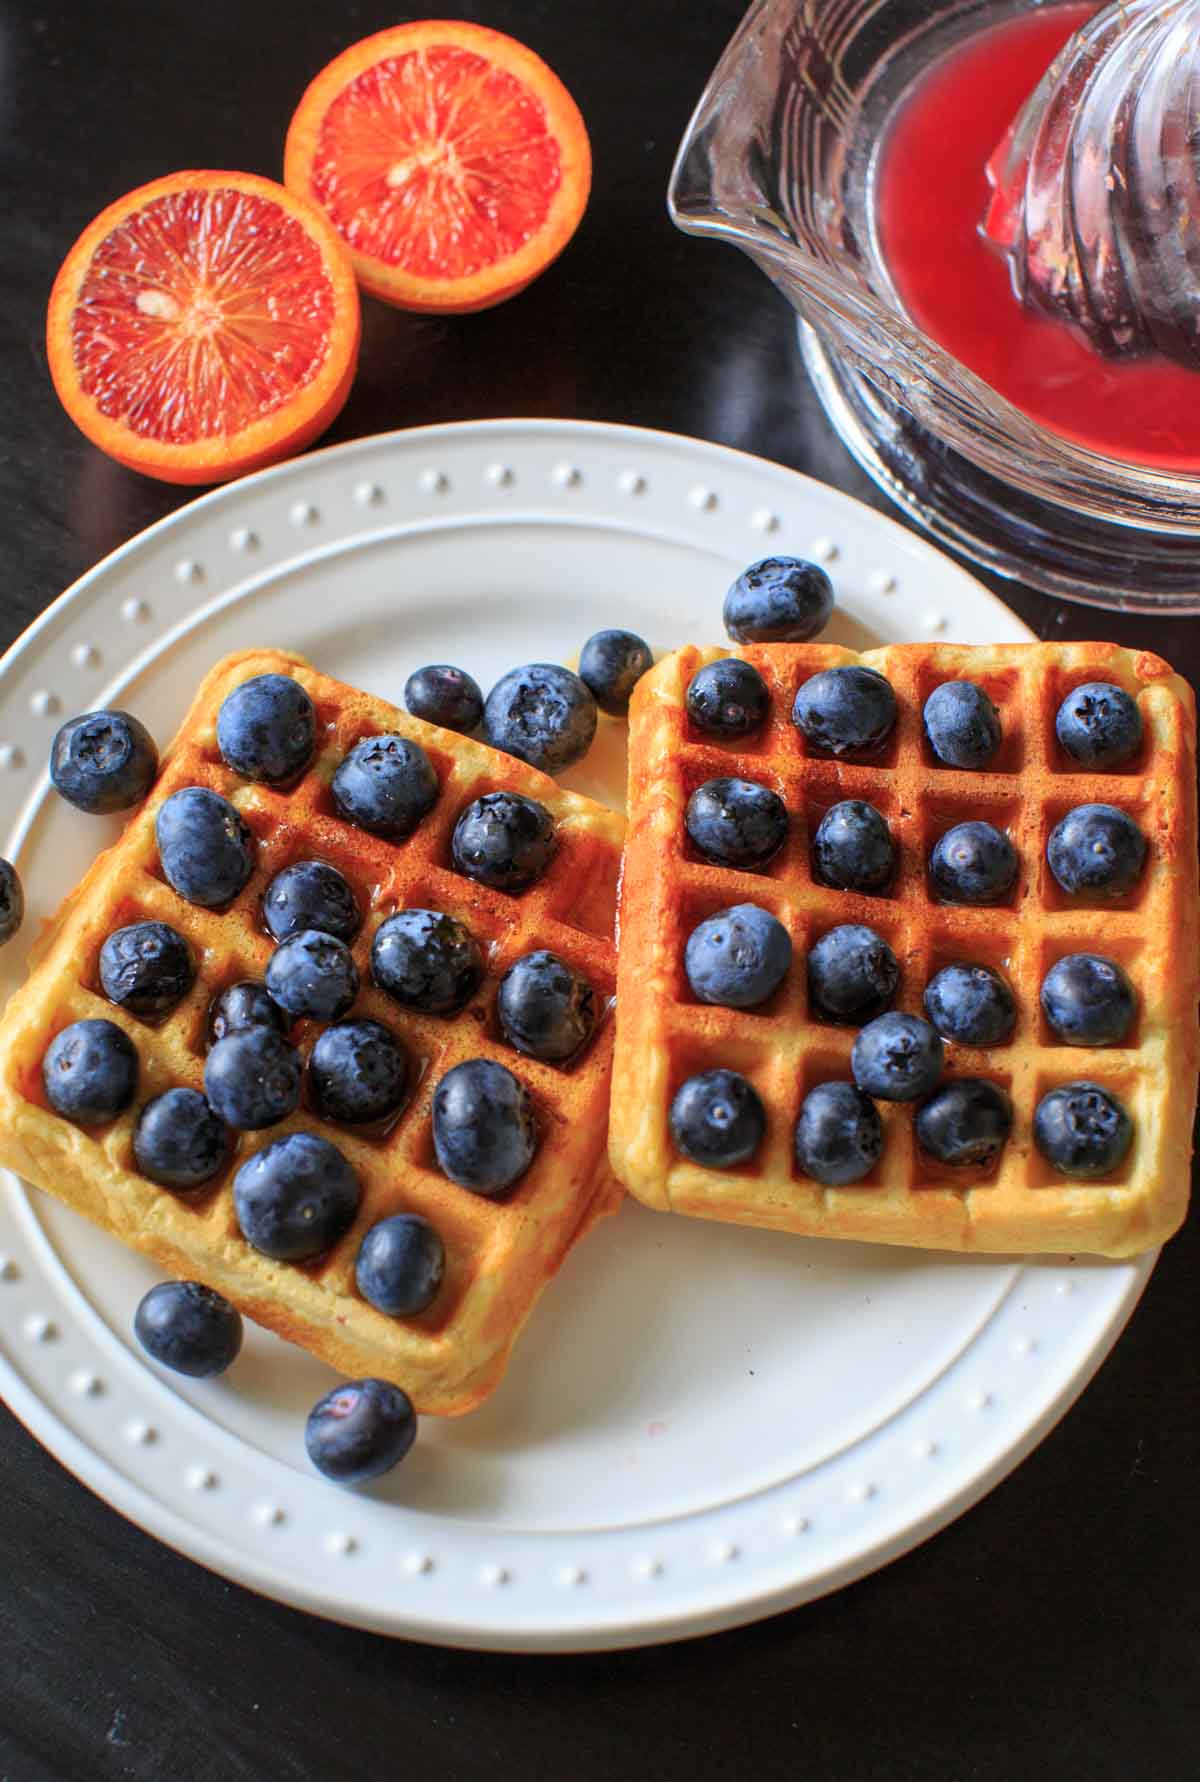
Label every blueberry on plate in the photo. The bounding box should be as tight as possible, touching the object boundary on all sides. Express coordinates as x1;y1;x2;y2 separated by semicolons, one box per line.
404;664;483;734
497;950;597;1062
669;1069;765;1169
924;962;1016;1047
215;673;315;784
43;1018;137;1124
133;1088;230;1192
578;630;654;717
794;1081;883;1186
483;663;597;774
204;1026;301;1130
305;1377;416;1486
310;1019;409;1124
234;1131;361;1261
685;659;770;739
1034;1081;1133;1178
852;1012;944;1103
929;820;1017;905
1056;682;1142;769
156;786;255;908
923;681;1002;770
49;710;158;813
331;735;439;841
916;1078;1013;1166
432;1059;538;1197
98;920;194;1018
263;859;360;944
0;859;22;946
792;666;896;758
807;924;899;1024
207;980;287;1046
684;903;791;1009
134;1281;242;1378
371;909;483;1015
723;557;834;644
451;791;557;893
1046;803;1147;897
265;930;359;1022
684;777;788;870
355;1214;445;1317
1041;953;1136;1047
811;799;896;895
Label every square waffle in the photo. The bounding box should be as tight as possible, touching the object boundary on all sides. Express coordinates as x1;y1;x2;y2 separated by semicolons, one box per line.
609;640;1198;1257
0;649;625;1413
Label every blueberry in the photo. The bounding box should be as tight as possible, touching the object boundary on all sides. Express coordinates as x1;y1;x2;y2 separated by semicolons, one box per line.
792;666;896;758
483;663;597;774
404;664;483;734
1047;803;1146;897
43;1019;137;1124
431;1059;538;1197
98;920;194;1018
204;1026;301;1130
916;1079;1013;1165
355;1214;445;1316
579;630;653;717
930;821;1017;904
684;903;792;1008
812;800;896;894
49;710;158;813
922;681;1002;770
669;1069;765;1168
0;859;22;946
263;860;360;944
371;909;483;1015
794;1081;883;1186
305;1378;416;1486
331;735;439;840
265;930;359;1022
807;924;899;1024
207;980;286;1045
451;792;556;892
723;557;834;643
234;1131;361;1261
1034;1081;1133;1177
1040;954;1136;1047
215;673;315;784
133;1088;230;1192
497;950;597;1062
1056;682;1142;769
156;786;254;908
310;1019;409;1124
684;777;788;870
685;659;769;739
852;1012;944;1102
924;963;1016;1047
134;1281;242;1378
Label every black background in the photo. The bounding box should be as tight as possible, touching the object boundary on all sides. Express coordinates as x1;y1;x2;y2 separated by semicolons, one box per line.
1;2;1196;1777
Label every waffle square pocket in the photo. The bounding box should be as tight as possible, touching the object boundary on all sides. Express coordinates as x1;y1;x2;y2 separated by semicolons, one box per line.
609;641;1198;1257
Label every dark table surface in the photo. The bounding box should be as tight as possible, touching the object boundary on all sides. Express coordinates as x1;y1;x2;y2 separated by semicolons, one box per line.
1;2;1196;1778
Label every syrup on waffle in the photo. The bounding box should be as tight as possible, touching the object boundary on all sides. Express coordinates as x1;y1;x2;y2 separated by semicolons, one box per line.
0;650;625;1413
610;641;1197;1257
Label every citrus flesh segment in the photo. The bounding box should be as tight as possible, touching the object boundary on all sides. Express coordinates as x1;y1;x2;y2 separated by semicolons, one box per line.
285;23;591;313
47;171;360;484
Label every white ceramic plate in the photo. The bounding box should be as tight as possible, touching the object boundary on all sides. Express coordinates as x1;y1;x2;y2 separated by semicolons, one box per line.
0;419;1152;1651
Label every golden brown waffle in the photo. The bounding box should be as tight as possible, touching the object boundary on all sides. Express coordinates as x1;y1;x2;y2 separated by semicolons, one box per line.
610;641;1198;1258
0;649;625;1413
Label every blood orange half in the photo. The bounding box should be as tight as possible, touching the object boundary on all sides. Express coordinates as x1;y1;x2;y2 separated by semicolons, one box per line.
47;170;361;485
284;21;591;313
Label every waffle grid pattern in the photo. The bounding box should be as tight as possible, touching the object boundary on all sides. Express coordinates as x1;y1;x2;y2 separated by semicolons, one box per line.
610;641;1197;1256
0;650;625;1413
